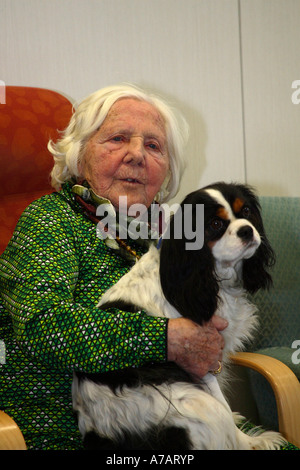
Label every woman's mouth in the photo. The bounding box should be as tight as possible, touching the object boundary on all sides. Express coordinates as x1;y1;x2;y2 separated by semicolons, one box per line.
122;178;142;184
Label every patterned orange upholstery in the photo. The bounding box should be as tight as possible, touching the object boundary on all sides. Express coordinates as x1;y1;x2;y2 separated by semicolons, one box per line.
0;86;73;254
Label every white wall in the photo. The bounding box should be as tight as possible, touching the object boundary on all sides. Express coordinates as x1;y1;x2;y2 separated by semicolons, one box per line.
1;0;299;200
240;0;300;197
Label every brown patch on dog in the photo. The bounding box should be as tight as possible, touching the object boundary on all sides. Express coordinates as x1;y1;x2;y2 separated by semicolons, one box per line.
233;198;244;214
216;207;229;219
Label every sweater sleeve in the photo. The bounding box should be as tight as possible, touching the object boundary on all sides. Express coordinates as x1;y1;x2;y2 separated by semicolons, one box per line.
0;196;168;373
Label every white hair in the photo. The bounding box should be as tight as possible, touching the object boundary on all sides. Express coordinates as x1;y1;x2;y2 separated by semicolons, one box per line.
48;84;189;202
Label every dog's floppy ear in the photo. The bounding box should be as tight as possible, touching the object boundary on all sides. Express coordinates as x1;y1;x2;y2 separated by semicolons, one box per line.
159;202;219;324
242;198;276;293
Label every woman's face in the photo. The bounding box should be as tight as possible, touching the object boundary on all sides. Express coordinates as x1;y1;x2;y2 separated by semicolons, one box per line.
79;98;170;211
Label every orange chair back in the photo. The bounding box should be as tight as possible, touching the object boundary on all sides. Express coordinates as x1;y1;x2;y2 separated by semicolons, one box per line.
0;86;73;254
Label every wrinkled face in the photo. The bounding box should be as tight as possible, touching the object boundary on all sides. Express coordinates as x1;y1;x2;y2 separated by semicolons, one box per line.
79;98;170;212
203;187;261;266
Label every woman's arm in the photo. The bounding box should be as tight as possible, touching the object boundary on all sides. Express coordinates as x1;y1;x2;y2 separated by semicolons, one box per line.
1;193;227;378
0;196;167;373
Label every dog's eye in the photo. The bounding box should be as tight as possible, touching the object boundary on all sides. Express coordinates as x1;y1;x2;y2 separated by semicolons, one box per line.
210;218;224;230
241;206;251;218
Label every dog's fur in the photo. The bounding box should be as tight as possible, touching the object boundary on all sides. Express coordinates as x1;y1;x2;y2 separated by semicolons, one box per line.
72;182;286;450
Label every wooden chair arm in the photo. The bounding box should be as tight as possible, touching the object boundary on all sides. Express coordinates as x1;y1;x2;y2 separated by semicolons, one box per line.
230;351;300;448
0;410;27;450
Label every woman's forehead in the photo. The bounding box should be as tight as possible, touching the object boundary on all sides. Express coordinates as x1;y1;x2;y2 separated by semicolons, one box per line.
102;98;166;135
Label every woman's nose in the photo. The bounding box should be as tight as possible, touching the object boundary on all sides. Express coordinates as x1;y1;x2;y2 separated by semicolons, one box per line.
124;137;145;164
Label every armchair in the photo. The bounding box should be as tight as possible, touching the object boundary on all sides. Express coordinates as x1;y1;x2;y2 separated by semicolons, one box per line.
0;86;73;254
0;410;26;450
0;86;73;449
231;196;300;448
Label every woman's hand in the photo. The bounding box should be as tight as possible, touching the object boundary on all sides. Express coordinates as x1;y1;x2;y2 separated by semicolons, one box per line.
167;315;228;381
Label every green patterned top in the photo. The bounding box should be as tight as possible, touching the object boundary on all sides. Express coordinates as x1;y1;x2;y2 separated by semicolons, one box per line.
0;181;167;450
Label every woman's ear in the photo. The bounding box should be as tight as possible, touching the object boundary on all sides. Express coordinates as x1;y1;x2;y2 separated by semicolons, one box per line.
77;153;84;177
154;169;171;203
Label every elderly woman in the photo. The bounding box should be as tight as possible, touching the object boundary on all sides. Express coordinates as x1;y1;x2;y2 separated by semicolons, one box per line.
0;84;227;450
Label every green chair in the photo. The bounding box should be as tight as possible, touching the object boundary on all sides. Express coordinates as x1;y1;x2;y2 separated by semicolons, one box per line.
232;197;300;447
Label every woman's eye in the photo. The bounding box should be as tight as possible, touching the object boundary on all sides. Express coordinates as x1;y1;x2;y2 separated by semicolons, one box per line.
210;218;224;230
111;135;124;142
147;142;160;151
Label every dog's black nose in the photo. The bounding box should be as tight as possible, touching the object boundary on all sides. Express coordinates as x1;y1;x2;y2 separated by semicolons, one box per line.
237;225;253;241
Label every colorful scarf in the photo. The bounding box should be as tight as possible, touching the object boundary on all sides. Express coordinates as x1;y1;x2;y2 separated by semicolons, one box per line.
72;182;161;262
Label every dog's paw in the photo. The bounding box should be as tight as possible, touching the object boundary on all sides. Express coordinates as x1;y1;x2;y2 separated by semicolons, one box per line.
237;425;287;450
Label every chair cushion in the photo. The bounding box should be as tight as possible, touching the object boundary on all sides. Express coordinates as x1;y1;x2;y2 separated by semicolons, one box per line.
0;86;73;253
246;197;300;434
0;86;73;196
250;197;300;350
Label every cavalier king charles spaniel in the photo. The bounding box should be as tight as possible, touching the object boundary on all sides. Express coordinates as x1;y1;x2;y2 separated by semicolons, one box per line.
72;182;286;450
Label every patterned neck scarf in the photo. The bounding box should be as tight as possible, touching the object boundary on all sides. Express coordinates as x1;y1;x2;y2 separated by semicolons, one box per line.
71;182;162;263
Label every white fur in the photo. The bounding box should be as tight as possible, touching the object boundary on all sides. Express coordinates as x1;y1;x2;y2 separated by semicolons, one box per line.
73;189;286;450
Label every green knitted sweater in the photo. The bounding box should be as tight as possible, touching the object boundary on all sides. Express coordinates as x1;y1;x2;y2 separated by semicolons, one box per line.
0;182;167;450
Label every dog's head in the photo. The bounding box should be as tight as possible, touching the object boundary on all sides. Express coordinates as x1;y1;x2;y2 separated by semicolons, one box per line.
159;182;275;324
